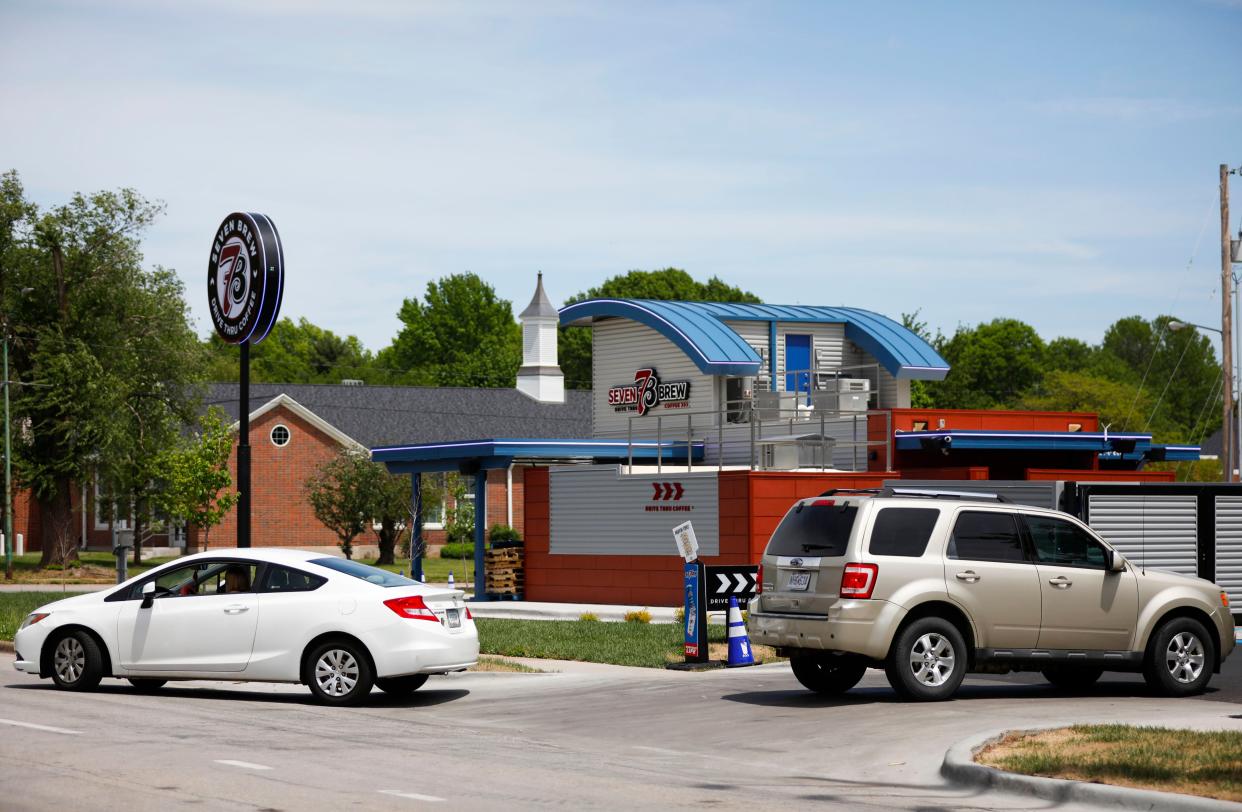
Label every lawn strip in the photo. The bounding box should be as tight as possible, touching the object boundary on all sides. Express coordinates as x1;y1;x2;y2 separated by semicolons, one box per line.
978;724;1242;803
476;618;738;668
0;592;75;641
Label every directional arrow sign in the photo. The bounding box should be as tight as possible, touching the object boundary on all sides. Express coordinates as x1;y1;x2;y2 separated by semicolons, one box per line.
704;565;759;609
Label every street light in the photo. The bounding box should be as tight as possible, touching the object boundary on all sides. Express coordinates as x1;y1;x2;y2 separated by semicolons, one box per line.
1169;319;1231;481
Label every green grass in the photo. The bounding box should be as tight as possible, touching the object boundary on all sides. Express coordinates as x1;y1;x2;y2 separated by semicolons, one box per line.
6;552;178;583
981;725;1242;802
0;592;75;641
475;618;727;668
361;556;474;584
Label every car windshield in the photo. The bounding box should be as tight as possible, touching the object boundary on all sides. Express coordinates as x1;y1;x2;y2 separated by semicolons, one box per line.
766;502;858;557
310;557;419;587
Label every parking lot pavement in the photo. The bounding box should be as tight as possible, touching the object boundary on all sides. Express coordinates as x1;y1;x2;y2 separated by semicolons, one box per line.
2;654;1239;811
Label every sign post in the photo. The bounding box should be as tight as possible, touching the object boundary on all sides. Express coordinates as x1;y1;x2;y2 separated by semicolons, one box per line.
207;213;284;547
673;521;707;663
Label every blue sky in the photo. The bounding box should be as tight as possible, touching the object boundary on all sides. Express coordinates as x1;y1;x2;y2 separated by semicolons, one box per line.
2;0;1240;353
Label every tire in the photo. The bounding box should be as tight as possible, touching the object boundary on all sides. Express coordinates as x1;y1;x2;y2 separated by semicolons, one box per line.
305;639;375;706
127;678;167;692
790;654;867;695
49;630;104;692
375;674;430;697
1143;617;1215;697
884;617;967;701
1041;666;1104;691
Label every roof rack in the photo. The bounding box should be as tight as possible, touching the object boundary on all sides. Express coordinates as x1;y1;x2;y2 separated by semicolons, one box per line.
817;488;882;497
880;487;1011;503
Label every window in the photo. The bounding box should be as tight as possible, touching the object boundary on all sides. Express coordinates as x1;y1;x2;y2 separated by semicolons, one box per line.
310;557;419;587
1024;515;1107;569
270;424;290;447
135;561;258;599
868;508;940;557
947;511;1026;563
766;502;858;557
260;564;326;593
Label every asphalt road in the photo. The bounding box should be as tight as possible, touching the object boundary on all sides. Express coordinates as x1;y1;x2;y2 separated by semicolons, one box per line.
2;651;1240;812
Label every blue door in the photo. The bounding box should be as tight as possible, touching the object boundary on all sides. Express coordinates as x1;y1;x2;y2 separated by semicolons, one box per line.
784;334;811;401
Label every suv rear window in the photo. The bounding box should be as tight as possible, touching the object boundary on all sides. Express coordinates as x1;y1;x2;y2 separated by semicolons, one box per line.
766;502;858;557
868;507;940;557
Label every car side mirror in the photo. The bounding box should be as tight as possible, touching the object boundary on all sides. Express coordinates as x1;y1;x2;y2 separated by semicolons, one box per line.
1106;550;1126;573
140;581;156;608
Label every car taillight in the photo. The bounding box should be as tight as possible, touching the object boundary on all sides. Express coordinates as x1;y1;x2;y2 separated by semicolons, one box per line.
1222;591;1231;609
383;595;440;622
464;606;473;620
756;562;764;595
810;499;836;507
840;563;878;599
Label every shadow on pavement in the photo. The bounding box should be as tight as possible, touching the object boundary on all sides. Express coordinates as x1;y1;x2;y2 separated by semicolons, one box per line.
721;677;1221;707
5;681;471;708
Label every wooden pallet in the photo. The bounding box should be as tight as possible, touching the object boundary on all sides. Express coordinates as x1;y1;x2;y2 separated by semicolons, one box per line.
485;553;523;566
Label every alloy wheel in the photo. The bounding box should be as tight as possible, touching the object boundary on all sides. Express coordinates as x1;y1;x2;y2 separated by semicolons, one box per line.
1165;631;1205;684
909;632;955;687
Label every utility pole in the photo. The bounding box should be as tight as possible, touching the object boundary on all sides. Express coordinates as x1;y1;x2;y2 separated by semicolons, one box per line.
3;335;12;580
1222;164;1234;482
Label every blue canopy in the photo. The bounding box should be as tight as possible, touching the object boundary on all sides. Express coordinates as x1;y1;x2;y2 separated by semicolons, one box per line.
559;299;949;380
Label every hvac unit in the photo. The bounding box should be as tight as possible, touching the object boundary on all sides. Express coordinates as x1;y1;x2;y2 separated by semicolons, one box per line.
812;378;871;412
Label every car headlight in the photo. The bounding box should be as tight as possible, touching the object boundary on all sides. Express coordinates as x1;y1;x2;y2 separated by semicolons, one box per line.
18;612;50;632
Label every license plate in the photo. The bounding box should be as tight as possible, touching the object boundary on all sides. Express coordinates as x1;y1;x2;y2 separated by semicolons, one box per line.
787;571;811;591
446;608;461;628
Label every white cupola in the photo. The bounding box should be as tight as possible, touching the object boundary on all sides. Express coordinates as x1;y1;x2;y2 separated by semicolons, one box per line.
516;272;565;403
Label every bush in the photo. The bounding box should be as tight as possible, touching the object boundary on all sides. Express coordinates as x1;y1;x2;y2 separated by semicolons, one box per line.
439;542;474;560
578;612;600;622
624;609;652;624
488;524;522;544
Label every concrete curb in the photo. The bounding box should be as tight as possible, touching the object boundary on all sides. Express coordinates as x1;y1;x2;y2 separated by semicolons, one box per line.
941;727;1239;811
0;640;13;654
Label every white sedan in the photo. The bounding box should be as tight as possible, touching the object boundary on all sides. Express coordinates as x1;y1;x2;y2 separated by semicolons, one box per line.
13;548;478;705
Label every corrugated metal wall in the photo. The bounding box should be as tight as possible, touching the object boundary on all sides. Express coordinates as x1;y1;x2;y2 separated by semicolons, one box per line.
772;323;847;391
1214;495;1242;606
549;465;720;555
1086;494;1199;577
591;320;718;438
884;480;1061;508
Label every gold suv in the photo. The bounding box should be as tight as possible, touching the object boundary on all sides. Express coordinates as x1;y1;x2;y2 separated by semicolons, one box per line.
747;488;1236;701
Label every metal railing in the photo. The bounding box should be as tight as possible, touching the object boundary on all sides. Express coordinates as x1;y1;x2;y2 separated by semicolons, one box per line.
622;399;893;474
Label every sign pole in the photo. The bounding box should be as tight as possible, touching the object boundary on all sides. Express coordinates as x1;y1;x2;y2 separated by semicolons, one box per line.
207;211;284;551
238;340;251;548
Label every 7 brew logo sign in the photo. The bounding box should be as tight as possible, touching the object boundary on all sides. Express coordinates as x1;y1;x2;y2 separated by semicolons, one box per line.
207;212;284;345
607;368;691;415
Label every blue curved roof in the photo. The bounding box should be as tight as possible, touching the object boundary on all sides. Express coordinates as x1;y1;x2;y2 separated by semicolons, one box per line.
559;299;949;380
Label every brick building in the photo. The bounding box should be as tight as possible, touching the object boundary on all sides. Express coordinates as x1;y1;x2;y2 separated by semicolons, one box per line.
13;382;590;557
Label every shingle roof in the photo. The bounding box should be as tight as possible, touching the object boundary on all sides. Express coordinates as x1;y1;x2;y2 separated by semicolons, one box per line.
203;383;593;449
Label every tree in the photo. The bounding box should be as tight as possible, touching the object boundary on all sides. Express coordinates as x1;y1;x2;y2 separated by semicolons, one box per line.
204;317;375;384
371;465;412;566
558;268;762;389
1016;370;1178;439
1101;315;1219;437
387;273;521;387
928;319;1046;409
304;450;375;559
0;171;203;567
153;409;237;552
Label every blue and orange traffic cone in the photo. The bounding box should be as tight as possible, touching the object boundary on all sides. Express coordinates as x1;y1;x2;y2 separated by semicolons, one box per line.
726;596;756;667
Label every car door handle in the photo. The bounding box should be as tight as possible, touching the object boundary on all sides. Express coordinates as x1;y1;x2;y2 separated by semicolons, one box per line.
223;604;250;614
955;571;980;583
1047;576;1072;588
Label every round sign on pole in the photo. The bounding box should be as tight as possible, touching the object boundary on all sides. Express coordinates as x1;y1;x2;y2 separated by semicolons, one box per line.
206;212;284;344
